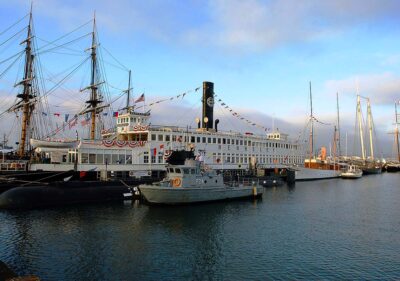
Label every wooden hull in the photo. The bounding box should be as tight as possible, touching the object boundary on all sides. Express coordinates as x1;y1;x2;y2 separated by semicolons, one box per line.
362;166;382;174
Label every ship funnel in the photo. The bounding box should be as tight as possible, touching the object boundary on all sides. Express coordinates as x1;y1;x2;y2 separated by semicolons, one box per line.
202;81;214;130
215;119;219;132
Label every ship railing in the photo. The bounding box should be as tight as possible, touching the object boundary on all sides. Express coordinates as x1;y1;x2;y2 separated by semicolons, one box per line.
0;161;27;171
225;177;259;187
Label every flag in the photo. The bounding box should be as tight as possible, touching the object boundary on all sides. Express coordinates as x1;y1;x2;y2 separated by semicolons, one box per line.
160;144;164;151
53;113;60;117
65;114;69;122
153;148;157;156
135;93;145;103
113;112;119;117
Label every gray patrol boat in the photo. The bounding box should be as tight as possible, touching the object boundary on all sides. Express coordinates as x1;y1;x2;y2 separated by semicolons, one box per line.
139;151;263;204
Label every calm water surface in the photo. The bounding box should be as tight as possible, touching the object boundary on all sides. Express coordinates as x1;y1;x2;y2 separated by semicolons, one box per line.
1;173;400;280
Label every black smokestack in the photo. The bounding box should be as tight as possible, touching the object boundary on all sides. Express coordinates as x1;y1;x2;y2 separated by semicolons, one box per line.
202;81;214;130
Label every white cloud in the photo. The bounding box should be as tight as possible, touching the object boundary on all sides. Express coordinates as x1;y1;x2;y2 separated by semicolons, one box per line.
4;0;400;52
325;72;400;104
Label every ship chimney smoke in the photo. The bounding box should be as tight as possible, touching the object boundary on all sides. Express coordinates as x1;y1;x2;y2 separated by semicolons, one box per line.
215;119;219;132
202;81;214;130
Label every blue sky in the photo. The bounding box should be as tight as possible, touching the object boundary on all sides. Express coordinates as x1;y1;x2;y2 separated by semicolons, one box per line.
1;0;400;156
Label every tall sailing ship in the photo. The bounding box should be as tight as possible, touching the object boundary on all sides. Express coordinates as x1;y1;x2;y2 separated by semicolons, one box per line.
353;95;382;174
385;101;400;172
294;82;342;180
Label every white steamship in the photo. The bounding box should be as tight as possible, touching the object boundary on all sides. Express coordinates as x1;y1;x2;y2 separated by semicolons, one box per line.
30;82;305;178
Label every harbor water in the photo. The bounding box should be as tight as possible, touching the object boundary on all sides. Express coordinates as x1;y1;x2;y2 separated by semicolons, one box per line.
1;173;400;280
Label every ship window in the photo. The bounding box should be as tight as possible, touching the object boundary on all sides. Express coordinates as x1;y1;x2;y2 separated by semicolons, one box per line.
165;135;170;141
96;154;103;164
227;139;230;144
88;154;96;164
240;140;243;145
112;154;119;164
183;168;189;174
191;136;195;143
223;138;226;144
175;168;181;173
119;154;125;164
81;153;88;164
151;134;156;141
218;138;221;144
202;137;206;143
197;137;200;143
208;137;211;143
144;155;149;164
158;135;163;141
190;169;196;174
158;155;163;163
172;135;177;142
151;156;156;163
213;138;216;144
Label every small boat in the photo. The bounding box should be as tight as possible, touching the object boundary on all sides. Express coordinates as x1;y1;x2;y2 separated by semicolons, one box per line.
341;164;363;179
30;138;79;149
139;150;263;205
386;162;400;172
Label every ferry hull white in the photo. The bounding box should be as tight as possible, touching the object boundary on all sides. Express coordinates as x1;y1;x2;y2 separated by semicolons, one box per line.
139;185;263;205
294;167;341;181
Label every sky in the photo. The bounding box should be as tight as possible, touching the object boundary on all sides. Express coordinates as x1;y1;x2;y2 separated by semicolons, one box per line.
1;0;400;157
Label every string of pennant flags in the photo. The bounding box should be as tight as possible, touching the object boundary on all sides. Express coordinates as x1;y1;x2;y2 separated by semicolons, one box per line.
214;93;271;132
133;86;202;111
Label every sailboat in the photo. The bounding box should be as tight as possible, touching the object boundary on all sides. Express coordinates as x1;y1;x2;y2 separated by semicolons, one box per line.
385;102;400;172
354;95;382;174
293;82;341;181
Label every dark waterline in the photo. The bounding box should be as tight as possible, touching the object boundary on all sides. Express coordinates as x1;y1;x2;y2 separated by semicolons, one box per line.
1;173;400;280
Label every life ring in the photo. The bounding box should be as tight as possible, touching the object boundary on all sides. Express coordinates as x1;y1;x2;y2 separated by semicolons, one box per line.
172;178;181;187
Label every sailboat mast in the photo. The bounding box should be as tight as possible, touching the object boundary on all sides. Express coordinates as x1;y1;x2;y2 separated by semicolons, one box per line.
309;81;314;166
367;98;374;159
336;92;341;156
395;102;400;162
357;95;365;160
18;8;34;157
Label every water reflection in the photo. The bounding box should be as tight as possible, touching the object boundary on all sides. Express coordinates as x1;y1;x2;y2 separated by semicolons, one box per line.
1;174;400;280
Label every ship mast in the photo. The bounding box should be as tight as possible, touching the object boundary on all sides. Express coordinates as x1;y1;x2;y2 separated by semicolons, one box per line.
309;81;314;167
83;14;102;140
17;7;34;157
395;102;400;162
125;70;132;113
336;92;341;157
366;98;374;160
357;95;366;160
